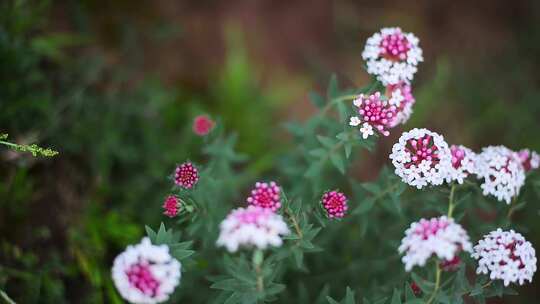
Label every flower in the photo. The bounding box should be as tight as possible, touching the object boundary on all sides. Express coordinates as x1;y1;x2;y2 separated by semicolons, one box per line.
321;190;348;219
362;27;423;85
410;282;421;296
216;206;290;252
246;181;282;211
163;195;181;218
517;149;540;172
472;228;537;286
112;238;181;304
350;92;397;138
389;128;452;189
398;216;472;272
192;115;214;136
174;162;199;189
386;82;415;127
446;145;478;184
476;146;525;204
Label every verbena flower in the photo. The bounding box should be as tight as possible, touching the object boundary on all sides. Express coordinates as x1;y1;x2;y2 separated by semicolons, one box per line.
386;81;415;127
517;149;540;172
362;27;423;85
174;162;199;189
112;238;181;304
349;92;397;139
216;206;289;253
472;229;537;286
399;216;472;271
389;128;452;189
476;146;525;204
163;195;181;218
246;181;282;211
192;114;214;136
446;145;478;184
321;190;348;219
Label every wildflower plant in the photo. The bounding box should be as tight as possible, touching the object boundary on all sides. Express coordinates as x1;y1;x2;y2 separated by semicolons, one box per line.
107;27;540;304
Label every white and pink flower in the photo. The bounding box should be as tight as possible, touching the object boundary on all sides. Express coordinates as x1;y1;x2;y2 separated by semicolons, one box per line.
476;146;525;204
246;181;282;211
472;229;537;286
216;206;289;253
349;92;398;139
112;238;181;304
362;27;423;85
446;145;478;184
389;128;452;189
387;82;415;127
517;149;540;172
399;216;472;271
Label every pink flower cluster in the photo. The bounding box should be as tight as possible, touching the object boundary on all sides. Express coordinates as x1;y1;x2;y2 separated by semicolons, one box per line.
125;261;160;297
163;195;181;218
246;181;282;212
174;162;199;189
193;115;214;136
321;190;348;219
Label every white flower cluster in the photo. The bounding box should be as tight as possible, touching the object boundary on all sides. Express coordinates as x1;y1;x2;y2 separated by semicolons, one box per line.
476;146;526;204
399;216;472;271
112;238;181;304
446;145;479;184
216;206;290;252
389;128;452;189
472;229;537;286
362;27;423;85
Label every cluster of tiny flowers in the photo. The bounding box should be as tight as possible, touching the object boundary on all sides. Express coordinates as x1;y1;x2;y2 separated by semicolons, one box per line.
321;191;348;219
389;128;452;189
174;162;199;189
192;114;214;136
349;92;398;139
216;206;289;252
162;195;180;218
362;27;423;85
398;216;472;271
386;82;415;127
446;145;478;184
112;238;181;304
476;146;525;204
517;149;540;172
246;181;282;211
472;229;537;286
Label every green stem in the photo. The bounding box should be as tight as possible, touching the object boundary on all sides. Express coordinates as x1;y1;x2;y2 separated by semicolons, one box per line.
426;264;441;304
252;250;264;293
447;184;456;218
320;94;358;116
285;208;303;239
506;196;518;221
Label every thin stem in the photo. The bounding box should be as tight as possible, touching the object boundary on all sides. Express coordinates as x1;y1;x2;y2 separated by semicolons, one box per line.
252;250;264;293
320;94;358;116
506;196;518;221
285;208;303;239
447;184;456;218
426;264;441;304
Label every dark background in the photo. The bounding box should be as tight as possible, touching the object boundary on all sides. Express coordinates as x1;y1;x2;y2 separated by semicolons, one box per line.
1;1;540;303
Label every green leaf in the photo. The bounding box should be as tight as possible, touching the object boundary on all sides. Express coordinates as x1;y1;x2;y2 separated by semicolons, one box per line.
390;289;401;304
309;92;326;108
330;152;346;174
317;135;336;148
326;296;341;304
344;287;356;304
145;225;157;242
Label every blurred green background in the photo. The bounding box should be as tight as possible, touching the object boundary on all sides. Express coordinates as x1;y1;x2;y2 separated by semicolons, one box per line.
1;0;540;303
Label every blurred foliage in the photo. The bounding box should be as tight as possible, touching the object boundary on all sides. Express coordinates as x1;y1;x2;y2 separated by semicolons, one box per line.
1;0;540;303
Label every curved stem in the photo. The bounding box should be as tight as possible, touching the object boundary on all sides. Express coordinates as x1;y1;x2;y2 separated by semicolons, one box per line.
320;94;358;116
426;264;441;304
447;184;456;218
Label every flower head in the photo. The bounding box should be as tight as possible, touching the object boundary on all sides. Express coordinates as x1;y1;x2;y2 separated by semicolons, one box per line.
386;82;415;127
472;229;537;286
389;128;452;189
174;162;199;189
112;238;181;304
192;115;214;136
246;181;282;212
216;206;289;252
163;195;181;218
349;92;397;138
399;216;472;271
476;146;525;204
362;27;423;85
446;145;478;184
517;149;540;172
321;190;348;219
